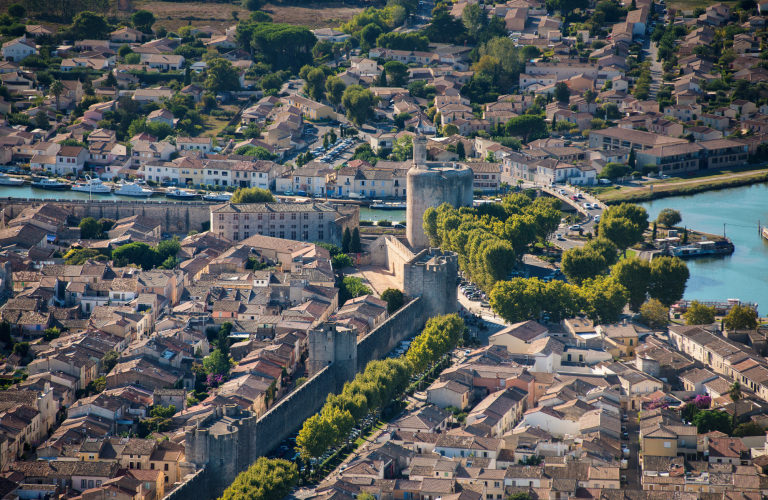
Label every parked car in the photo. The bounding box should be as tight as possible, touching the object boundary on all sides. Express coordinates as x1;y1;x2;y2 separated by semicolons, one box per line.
568;224;581;231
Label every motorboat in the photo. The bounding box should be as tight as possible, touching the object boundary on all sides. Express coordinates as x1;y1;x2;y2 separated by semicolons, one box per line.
0;173;24;186
370;200;406;210
31;178;69;190
71;176;112;194
203;192;233;202
115;182;155;197
165;188;199;200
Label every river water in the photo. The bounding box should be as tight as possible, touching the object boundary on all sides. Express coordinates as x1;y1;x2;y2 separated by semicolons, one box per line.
639;183;768;310
3;183;766;308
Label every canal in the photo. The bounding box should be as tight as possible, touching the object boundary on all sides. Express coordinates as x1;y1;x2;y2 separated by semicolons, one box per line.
639;183;768;310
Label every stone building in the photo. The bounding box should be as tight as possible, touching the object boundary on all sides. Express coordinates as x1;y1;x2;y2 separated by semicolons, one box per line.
405;136;474;249
209;202;358;246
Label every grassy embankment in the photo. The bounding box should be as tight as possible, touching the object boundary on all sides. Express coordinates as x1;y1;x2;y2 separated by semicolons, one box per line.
592;168;768;204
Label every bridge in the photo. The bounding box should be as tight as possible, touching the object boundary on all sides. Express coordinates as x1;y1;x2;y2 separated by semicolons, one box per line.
540;186;607;216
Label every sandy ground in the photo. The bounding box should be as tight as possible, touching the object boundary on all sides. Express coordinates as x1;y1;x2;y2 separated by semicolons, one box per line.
347;265;401;296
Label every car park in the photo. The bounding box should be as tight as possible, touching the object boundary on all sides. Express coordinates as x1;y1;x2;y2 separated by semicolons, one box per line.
568;224;581;231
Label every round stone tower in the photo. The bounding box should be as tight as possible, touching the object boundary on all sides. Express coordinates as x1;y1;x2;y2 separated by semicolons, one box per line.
406;161;473;249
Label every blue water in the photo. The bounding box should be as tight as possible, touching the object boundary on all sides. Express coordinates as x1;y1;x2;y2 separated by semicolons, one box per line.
640;183;768;309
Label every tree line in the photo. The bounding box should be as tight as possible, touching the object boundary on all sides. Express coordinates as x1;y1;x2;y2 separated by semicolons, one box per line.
423;194;561;291
296;314;463;460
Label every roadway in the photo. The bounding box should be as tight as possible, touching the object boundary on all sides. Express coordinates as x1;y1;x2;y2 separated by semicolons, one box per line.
544;184;605;251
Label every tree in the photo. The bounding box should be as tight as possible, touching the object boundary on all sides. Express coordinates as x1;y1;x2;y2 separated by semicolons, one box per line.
65;248;107;265
580;276;628;325
554;82;570;103
351;228;362;253
112;242;159;270
692;410;732;434
7;3;25;18
599;163;630;181
611;257;651;312
724;304;758;330
341;276;371;303
342;227;352;253
50;80;64;112
561;247;608;285
342;85;376;126
381;288;405;314
260;73;282;94
640;299;669;329
131;10;155;33
325;76;346;108
204;58;240;93
79;217;103;239
383;61;409;87
392;135;413;161
12;342;29;359
648;256;689;306
304;67;326;102
656;208;682;228
33;112;50;130
684;301;716;325
332;253;353;269
102;350;119;373
462;3;487;40
43;327;60;342
0;321;12;346
71;12;110;40
733;421;764;437
244;23;316;71
230;187;275;203
245;0;264;11
203;349;230;376
220;458;298;500
456;141;466;160
729;381;742;405
505;115;548;143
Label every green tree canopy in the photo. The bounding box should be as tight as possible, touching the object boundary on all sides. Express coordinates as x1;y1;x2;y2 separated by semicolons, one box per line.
611;257;651;312
505;115;548;143
79;217;103;239
204;58;240;93
381;288;405;314
383;61;409;87
724;304;758;330
640;298;669;329
684;300;716;325
648;256;689;306
70;11;110;40
656;208;682;228
325;76;346;107
231;187;275;203
131;10;155;33
342;85;376;126
220;457;298;500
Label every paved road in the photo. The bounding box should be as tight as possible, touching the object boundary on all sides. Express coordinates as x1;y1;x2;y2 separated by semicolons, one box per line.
646;41;662;99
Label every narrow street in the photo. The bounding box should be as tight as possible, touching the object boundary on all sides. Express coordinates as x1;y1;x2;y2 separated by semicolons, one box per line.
646;41;662;100
625;410;641;490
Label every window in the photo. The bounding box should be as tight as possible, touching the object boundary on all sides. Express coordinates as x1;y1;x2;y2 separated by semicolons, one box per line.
165;464;169;471
81;479;87;489
664;441;671;448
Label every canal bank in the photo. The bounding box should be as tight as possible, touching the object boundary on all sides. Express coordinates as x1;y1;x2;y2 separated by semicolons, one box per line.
598;168;768;204
639;182;768;310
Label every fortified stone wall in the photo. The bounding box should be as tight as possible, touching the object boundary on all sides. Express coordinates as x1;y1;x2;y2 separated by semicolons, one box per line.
0;199;212;234
356;297;425;371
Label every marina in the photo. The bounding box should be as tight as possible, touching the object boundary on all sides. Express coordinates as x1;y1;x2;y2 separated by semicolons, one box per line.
640;182;768;309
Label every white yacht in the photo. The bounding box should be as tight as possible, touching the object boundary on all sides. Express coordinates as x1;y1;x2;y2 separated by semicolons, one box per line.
203;192;233;202
72;176;112;194
115;182;154;197
0;173;24;186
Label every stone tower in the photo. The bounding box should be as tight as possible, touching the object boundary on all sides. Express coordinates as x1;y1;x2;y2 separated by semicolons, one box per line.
406;163;474;249
412;135;427;166
308;322;357;381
